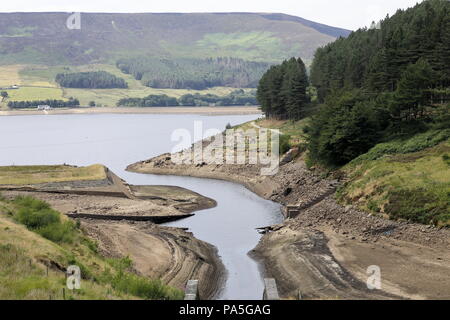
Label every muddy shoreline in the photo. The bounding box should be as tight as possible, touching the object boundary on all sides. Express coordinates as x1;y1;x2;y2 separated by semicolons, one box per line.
0;106;261;117
127;151;450;300
0;167;225;299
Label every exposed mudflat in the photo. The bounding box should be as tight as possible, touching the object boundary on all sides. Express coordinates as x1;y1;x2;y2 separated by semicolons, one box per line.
128;148;450;300
0;167;223;299
81;220;224;299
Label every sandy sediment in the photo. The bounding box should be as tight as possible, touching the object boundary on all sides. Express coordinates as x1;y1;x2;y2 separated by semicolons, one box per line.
81;220;224;299
127;149;450;300
0;167;224;299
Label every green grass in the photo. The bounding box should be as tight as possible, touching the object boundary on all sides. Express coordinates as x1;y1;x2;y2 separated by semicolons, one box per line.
350;129;450;163
337;136;450;227
248;118;449;226
2;63;253;107
4;86;65;102
63;86;247;107
0;196;184;300
12;196;77;244
0;164;107;185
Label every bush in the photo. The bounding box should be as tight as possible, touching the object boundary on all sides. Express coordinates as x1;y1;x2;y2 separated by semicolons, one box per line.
279;134;292;154
351;129;450;163
12;196;76;244
36;221;76;244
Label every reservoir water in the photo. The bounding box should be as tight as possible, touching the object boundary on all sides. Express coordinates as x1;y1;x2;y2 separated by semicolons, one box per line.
0;113;283;300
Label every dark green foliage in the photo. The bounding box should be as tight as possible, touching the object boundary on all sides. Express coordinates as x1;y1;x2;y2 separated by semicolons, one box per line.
8;98;80;109
279;134;292;154
351;128;450;163
117;90;257;107
55;71;128;89
391;59;436;121
306;0;450;167
102;257;183;300
117;57;269;90
443;154;450;166
12;196;76;244
118;95;178;107
384;188;449;225
257;57;309;120
307;90;382;166
0;91;8;98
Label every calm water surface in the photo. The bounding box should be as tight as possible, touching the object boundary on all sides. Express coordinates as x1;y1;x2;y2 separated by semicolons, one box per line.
0;113;283;300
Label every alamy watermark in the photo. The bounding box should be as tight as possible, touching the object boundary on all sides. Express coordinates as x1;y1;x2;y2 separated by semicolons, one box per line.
66;265;81;290
66;12;81;30
170;121;280;176
366;265;382;290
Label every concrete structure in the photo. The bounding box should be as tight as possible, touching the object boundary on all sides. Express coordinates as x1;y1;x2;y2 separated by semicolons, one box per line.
184;280;199;300
285;205;301;219
263;278;280;300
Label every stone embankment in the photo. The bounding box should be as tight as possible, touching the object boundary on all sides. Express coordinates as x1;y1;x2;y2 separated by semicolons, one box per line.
127;145;450;299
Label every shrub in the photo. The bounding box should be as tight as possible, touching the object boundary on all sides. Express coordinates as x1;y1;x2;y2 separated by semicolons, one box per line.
12;196;76;244
102;257;183;300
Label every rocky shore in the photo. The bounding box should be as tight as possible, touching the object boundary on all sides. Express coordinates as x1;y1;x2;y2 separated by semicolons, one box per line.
127;149;450;300
0;166;224;299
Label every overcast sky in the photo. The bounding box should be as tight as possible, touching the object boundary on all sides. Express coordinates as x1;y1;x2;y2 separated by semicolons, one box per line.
0;0;423;30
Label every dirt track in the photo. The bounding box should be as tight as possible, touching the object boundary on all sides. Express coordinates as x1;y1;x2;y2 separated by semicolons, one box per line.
128;150;450;300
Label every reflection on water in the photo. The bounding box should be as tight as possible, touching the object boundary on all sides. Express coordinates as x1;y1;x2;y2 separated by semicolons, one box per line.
0;113;283;300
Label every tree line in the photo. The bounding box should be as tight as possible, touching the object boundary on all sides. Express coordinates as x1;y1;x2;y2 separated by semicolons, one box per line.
55;71;128;89
256;0;450;167
117;90;257;107
256;57;309;120
116;57;270;90
8;98;80;109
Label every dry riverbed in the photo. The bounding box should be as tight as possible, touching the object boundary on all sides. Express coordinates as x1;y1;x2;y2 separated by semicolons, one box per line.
128;145;450;300
0;165;224;299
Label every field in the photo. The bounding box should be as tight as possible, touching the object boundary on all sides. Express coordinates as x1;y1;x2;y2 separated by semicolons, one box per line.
4;87;64;101
0;65;23;87
0;164;107;185
0;64;252;107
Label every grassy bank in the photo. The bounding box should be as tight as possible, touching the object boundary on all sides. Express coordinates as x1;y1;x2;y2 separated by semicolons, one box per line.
243;119;450;227
0;194;183;300
0;64;253;108
337;132;450;227
0;164;107;185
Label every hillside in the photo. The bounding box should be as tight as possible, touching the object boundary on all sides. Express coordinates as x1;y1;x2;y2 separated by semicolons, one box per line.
0;195;183;300
0;12;349;65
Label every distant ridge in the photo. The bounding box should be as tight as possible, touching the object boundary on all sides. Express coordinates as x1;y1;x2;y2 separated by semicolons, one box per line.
0;12;350;65
259;13;351;38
